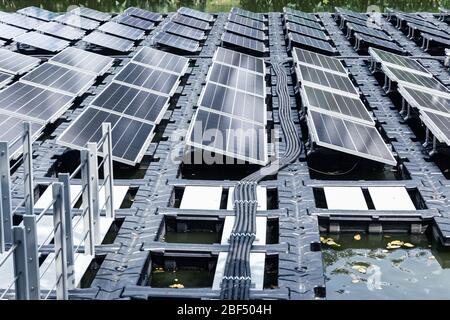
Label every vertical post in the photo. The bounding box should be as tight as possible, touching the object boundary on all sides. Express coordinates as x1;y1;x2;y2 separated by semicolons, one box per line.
80;150;95;256
0;142;12;246
87;142;100;244
52;182;68;300
0;186;3;254
102;123;115;220
12;226;29;300
58;174;74;289
22;215;40;300
23;122;34;216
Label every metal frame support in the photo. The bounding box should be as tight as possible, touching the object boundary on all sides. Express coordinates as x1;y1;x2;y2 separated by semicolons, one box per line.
23;122;34;216
59;173;75;289
87;143;100;243
52;182;68;300
80;150;95;256
12;226;29;300
102;123;115;220
22;215;40;299
0;142;12;248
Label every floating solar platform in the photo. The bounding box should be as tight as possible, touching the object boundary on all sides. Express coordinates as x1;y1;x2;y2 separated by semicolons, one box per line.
288;33;336;54
0;82;74;124
69;7;112;22
228;13;266;31
153;31;200;53
124;7;163;22
222;31;267;54
307;109;396;165
55;14;100;31
171;13;211;31
0;48;40;75
35;21;85;41
49;47;114;76
0;13;42;30
178;7;214;22
98;21;145;41
131;47;189;76
113;14;154;31
14;31;70;52
163;21;206;41
0;23;27;40
82;31;134;52
225;21;266;41
17;6;59;22
20;62;97;96
57;106;156;165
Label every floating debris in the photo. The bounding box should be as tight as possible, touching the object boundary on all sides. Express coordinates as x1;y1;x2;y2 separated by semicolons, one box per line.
352;265;367;273
354;234;361;241
403;243;414;248
169;283;185;289
154;267;165;273
321;237;341;247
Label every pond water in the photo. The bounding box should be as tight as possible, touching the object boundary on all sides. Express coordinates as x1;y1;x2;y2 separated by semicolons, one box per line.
322;233;450;299
0;0;449;13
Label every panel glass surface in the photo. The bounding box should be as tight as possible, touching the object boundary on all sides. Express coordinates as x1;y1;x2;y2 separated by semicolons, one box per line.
0;23;27;40
225;21;265;40
17;6;59;22
124;7;163;22
231;7;266;22
420;110;450;145
0;48;40;75
289;33;335;53
293;48;346;74
399;86;450;115
153;31;199;52
36;21;85;41
355;33;404;53
285;14;323;30
286;22;328;41
178;7;214;22
163;21;205;41
283;7;318;21
113;14;154;31
82;31;134;52
55;14;100;30
98;21;145;41
171;13;210;31
369;47;429;75
14;32;69;52
213;47;265;74
49;47;114;75
384;65;448;92
222;32;266;52
347;22;389;39
227;14;265;31
131;47;189;75
70;7;111;22
0;13;42;30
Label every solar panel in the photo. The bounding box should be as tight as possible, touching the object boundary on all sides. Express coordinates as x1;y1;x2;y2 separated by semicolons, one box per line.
285;14;323;30
382;65;447;94
153;31;200;53
98;21;145;41
225;21;266;41
231;7;266;22
296;64;359;96
206;62;266;97
420;110;450;145
20;63;97;96
288;33;336;54
0;13;42;30
0;82;73;124
186;108;268;165
35;21;85;41
398;85;450;116
0;114;44;159
301;84;374;125
17;6;59;22
0;71;12;88
113;14;154;31
213;47;265;75
222;32;266;53
283;7;319;22
171;13;210;31
228;13;266;31
82;31;134;52
57;106;155;165
422;33;450;49
0;48;40;75
90;82;170;124
124;7;163;22
407;22;450;39
178;7;214;22
70;7;111;22
0;23;27;40
286;22;329;41
335;7;368;20
14;32;69;52
163;21;206;41
55;14;100;30
113;62;180;96
339;14;380;29
307;109;396;165
292;48;347;74
346;22;390;40
397;14;438;29
369;47;429;76
131;47;189;75
49;47;114;76
354;33;404;53
198;82;266;124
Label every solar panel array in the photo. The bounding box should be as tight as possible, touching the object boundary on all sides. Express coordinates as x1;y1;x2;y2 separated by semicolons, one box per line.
293;48;396;165
17;6;59;22
186;47;268;165
58;47;189;165
171;13;210;30
0;23;27;40
49;47;114;75
14;31;70;52
370;48;450;148
0;13;43;30
222;31;266;53
228;13;266;31
113;14;154;31
285;14;323;30
36;21;85;41
0;48;40;75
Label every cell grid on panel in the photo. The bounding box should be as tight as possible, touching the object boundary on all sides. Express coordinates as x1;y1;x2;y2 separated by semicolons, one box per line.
0;48;40;75
114;14;154;31
213;47;265;74
36;21;85;41
82;31;134;52
14;31;70;52
49;47;114;75
124;7;163;22
131;47;189;75
153;31;200;53
98;21;145;41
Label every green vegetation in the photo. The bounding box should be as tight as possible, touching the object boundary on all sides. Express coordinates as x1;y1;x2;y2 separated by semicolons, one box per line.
0;0;449;13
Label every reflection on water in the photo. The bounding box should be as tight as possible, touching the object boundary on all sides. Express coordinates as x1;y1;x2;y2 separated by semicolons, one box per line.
0;0;448;13
322;233;450;299
164;231;221;244
151;269;215;288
